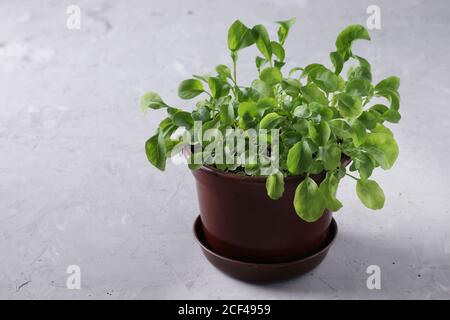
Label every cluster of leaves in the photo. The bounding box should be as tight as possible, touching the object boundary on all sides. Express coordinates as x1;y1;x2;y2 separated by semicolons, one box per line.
142;19;401;222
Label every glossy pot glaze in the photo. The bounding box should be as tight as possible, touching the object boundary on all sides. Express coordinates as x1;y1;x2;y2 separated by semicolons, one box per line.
191;159;348;263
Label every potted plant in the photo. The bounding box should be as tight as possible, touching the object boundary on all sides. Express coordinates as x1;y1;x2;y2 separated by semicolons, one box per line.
141;19;400;281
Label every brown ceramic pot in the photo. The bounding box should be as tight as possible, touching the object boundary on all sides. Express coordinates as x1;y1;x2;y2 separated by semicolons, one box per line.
190;153;349;263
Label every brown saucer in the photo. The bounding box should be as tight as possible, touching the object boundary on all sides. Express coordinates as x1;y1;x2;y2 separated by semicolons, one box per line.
193;215;338;283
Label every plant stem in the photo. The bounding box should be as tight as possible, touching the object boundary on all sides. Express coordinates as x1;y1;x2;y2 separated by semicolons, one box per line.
233;57;237;85
345;173;359;181
231;51;238;99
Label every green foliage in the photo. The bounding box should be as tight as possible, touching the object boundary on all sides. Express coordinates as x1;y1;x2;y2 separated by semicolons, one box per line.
253;25;272;61
276;18;296;45
142;19;401;221
320;172;343;212
178;79;205;99
145;131;166;171
294;177;327;222
141;92;168;111
335;24;370;62
260;67;282;85
356;179;385;209
266;171;285;200
228;20;255;52
287;140;312;174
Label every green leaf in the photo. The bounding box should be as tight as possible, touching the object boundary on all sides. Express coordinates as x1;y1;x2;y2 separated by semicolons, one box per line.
266;171;285;200
193;74;210;83
363;133;399;169
335;24;370;61
192;105;211;122
358;110;380;130
329;51;344;75
294;177;327;222
172;111;194;129
215;64;232;79
300;83;328;105
383;109;401;123
321;144;341;170
293;104;311;118
238;111;256;129
302;63;325;80
201;118;220;141
309;102;333;121
228;20;255;51
336;93;363;119
256;97;277;114
370;104;389;116
271;41;285;61
274;60;285;69
178;79;204;99
308;159;324;174
208;76;227;98
220;103;235;126
350;119;367;147
250;79;274;99
276;17;296;45
164;138;180;156
260;67;282;85
346;78;373;96
309;121;331;146
337;76;346;91
371;123;394;136
158;117;178;137
167;106;179;116
293;118;309;135
141;92;168;110
348;66;371;83
354;55;371;70
375;88;400;111
356;179;385;210
288;67;303;77
238;101;258;117
353;152;375;179
281;78;302;96
319;173;343;211
313;68;339;93
302;64;339;93
348;56;372;81
260;112;284;129
375;76;400;91
252;24;272;61
281;130;302;146
329;119;352;139
145;131;166;171
287;140;312;174
255;56;268;72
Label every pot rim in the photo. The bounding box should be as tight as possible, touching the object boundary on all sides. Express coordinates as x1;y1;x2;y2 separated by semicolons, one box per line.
198;164;306;183
183;145;351;183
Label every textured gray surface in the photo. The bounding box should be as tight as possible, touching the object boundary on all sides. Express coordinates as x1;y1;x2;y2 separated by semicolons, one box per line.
1;0;450;299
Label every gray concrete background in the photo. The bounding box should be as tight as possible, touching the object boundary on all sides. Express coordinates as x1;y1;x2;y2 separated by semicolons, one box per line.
0;0;449;299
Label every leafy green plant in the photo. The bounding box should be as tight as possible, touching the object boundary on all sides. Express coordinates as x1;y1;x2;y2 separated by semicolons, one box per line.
142;19;401;222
